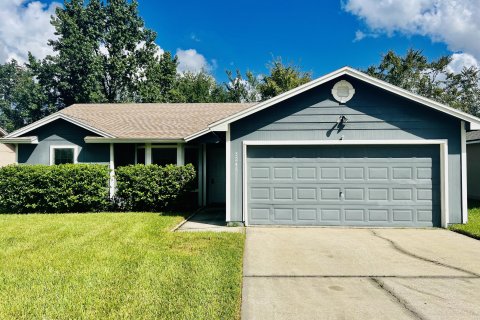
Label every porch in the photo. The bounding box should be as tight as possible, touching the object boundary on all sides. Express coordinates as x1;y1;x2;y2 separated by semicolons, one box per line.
106;141;226;208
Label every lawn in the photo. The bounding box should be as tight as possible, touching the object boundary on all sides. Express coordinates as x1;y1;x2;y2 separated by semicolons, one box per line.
449;201;480;239
0;213;244;319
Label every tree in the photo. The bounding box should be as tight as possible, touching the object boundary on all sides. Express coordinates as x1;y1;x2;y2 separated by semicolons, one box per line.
175;71;229;103
365;49;449;100
225;70;260;103
0;60;53;132
366;49;480;116
139;51;179;103
29;0;170;108
258;58;312;100
442;67;480;116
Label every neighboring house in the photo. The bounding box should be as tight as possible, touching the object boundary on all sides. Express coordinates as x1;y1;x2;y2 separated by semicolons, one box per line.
2;67;480;228
0;127;15;166
467;131;480;200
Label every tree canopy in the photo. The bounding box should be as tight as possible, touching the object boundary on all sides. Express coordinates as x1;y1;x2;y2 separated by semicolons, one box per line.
366;49;480;116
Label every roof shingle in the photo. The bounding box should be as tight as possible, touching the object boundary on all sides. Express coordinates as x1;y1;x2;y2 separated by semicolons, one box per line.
467;130;480;142
60;103;256;139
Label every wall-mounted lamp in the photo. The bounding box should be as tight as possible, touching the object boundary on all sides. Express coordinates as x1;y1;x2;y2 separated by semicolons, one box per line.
337;115;349;125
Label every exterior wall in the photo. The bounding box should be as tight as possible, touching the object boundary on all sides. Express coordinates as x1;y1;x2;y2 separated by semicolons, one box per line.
467;143;480;200
17;119;109;165
229;75;463;224
0;143;15;166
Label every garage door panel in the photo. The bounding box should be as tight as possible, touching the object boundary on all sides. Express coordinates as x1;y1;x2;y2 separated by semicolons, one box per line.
247;145;440;227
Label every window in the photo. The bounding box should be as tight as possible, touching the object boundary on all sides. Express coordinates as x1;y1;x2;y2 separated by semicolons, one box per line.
152;148;177;166
50;146;77;165
136;144;180;165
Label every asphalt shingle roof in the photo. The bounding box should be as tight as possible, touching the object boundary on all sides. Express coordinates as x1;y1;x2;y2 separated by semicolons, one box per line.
59;103;256;139
467;130;480;142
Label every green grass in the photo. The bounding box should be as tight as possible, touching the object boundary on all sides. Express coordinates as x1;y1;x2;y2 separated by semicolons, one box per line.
449;201;480;239
0;213;245;319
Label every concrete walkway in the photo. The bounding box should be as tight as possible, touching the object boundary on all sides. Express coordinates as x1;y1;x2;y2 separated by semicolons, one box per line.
177;207;243;232
242;227;480;320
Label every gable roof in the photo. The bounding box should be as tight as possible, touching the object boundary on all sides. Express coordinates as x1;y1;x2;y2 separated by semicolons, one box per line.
0;127;7;137
6;103;255;140
200;66;480;137
5;67;480;142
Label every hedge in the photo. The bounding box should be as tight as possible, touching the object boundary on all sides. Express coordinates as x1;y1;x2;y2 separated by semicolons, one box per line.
0;164;110;213
114;164;196;211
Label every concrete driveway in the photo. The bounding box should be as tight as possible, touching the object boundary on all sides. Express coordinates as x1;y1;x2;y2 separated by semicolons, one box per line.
242;228;480;320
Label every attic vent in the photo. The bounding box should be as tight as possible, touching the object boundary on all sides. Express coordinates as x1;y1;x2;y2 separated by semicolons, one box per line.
332;80;355;103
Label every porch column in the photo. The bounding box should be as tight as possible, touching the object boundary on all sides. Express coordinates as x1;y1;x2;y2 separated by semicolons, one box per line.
145;143;152;165
198;145;203;206
109;143;115;198
202;144;207;206
176;143;185;166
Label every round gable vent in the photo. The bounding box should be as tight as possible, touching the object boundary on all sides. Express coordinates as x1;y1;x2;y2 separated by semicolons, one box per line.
332;80;355;103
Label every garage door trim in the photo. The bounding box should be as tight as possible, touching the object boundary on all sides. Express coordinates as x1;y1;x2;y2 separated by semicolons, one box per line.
242;140;449;227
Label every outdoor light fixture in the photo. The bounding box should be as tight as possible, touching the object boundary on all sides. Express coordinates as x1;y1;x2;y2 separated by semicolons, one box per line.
337;115;349;124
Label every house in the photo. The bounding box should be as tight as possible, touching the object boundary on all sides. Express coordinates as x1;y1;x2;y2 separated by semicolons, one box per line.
2;67;480;228
467;131;480;200
0;127;15;166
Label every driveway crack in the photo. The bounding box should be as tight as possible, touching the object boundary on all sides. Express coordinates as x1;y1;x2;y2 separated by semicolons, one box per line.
370;277;425;320
371;230;480;277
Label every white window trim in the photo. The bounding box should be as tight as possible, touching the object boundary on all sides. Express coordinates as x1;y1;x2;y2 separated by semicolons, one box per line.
49;145;79;165
138;143;186;165
242;140;449;228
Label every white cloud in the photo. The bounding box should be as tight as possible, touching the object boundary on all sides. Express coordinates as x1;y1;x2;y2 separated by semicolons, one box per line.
176;48;211;74
190;33;200;42
353;30;366;42
447;53;479;74
0;0;60;63
353;29;379;42
344;0;480;71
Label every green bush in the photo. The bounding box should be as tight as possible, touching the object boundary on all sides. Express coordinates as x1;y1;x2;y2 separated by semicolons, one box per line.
0;164;111;213
115;164;196;211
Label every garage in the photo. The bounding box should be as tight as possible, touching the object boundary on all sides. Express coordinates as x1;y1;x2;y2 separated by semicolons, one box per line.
246;144;440;227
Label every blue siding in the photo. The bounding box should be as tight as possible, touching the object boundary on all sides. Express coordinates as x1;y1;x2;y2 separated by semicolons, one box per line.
18;119;109;165
229;75;462;224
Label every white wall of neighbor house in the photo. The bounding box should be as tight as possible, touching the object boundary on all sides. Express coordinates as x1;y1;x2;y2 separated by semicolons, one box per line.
0;143;16;166
467;143;480;200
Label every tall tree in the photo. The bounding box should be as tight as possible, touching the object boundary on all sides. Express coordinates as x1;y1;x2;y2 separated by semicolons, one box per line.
225;70;260;103
0;60;53;132
258;58;312;100
442;67;480;116
365;49;449;100
366;49;480;116
139;51;179;103
175;71;229;103
29;0;169;108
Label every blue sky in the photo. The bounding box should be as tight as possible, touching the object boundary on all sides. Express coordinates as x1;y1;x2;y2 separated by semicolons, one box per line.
2;1;479;82
139;0;451;81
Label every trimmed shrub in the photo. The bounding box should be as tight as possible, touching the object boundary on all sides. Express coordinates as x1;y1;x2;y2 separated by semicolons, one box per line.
0;164;110;213
115;164;196;211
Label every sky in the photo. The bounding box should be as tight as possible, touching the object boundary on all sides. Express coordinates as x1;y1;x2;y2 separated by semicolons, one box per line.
1;0;480;82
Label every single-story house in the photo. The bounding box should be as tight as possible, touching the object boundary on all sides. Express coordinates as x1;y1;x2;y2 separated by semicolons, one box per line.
467;131;480;200
2;67;480;228
0;127;15;167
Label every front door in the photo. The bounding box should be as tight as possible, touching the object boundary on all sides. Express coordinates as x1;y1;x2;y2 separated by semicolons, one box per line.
207;144;226;204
